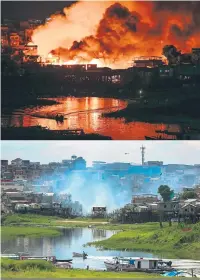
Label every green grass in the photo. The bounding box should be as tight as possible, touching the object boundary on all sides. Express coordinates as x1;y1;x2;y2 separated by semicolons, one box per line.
1;226;61;239
2;213;109;228
2;214;200;260
1;259;163;278
1;258;55;271
88;222;200;259
2;213;61;225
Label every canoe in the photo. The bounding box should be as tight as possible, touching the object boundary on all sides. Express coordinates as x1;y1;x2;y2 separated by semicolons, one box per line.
55;259;72;263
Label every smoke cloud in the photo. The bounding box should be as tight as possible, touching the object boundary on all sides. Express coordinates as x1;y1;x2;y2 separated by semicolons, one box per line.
55;172;132;213
31;1;200;68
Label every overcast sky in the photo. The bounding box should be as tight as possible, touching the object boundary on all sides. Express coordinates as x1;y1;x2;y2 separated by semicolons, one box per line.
1;141;200;166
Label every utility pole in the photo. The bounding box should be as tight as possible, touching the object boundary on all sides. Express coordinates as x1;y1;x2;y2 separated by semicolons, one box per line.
140;145;145;165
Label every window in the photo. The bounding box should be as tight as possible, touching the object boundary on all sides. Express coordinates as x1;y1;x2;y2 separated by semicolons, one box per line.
164;205;167;208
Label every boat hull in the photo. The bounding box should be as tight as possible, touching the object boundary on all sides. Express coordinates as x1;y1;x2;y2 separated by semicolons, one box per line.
104;261;173;273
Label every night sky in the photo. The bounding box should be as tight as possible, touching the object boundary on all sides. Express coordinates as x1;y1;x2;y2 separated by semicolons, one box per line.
1;1;76;21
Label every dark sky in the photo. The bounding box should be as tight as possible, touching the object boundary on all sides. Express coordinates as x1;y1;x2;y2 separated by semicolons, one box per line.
1;1;76;21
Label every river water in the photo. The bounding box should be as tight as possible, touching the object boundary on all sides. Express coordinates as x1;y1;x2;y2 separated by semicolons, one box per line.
1;97;180;140
1;228;200;274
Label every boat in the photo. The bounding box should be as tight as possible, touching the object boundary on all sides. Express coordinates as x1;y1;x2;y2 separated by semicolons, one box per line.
145;136;172;140
1;254;20;260
72;252;88;258
20;255;56;262
56;259;73;263
55;115;64;122
104;257;174;273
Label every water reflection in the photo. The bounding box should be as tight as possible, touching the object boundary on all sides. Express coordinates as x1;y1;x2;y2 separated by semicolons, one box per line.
2;97;180;140
1;228;156;270
92;229;107;240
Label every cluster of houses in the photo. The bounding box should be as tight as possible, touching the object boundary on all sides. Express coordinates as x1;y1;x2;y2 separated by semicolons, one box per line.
1;184;83;217
112;188;200;223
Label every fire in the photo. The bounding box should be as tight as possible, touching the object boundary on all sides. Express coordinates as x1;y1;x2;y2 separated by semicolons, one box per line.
30;1;200;69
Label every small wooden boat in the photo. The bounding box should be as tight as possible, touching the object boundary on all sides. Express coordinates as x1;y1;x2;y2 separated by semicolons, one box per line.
55;115;64;122
20;256;56;262
55;259;72;263
72;252;87;258
1;254;20;260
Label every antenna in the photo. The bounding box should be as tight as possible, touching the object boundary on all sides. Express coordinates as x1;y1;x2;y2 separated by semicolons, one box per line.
140;145;146;165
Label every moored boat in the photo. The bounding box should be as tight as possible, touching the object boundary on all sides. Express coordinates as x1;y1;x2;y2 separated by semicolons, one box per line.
1;254;20;260
55;259;72;263
104;257;174;273
20;256;56;262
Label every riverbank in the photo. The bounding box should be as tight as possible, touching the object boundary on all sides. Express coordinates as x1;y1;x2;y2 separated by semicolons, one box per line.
1;226;61;240
88;222;200;260
2;98;61;114
1;126;112;140
2;214;200;260
2;214;110;228
105;89;200;128
1;259;163;278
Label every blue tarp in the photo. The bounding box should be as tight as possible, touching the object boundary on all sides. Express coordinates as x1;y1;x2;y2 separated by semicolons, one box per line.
163;271;178;277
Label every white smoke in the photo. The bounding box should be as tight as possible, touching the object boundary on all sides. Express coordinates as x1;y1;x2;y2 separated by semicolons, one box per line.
53;171;131;214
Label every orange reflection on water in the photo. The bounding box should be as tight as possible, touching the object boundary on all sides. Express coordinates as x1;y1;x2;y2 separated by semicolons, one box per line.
2;97;180;140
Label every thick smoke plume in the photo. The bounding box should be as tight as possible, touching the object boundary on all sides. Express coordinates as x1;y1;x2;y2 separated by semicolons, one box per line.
32;1;200;68
54;172;132;214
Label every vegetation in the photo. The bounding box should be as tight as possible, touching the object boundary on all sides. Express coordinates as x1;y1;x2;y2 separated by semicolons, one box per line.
1;259;163;278
2;213;110;228
2;214;200;260
2;213;61;225
158;185;174;202
88;222;200;259
181;191;198;199
1;258;55;272
1;226;61;240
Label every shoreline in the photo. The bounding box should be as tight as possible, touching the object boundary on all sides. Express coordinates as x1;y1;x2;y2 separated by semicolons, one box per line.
2;215;200;260
105;95;200;128
1;126;112;140
87;222;200;260
2;98;61;114
1;259;163;279
3;91;200;131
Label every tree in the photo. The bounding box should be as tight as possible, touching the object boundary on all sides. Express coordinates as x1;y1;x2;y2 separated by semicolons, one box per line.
158;185;174;202
181;191;197;200
158;185;174;228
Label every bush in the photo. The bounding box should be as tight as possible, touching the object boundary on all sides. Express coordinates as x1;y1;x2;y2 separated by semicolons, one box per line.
1;259;55;272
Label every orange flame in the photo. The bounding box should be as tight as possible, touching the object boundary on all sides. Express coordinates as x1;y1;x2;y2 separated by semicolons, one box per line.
31;1;200;68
